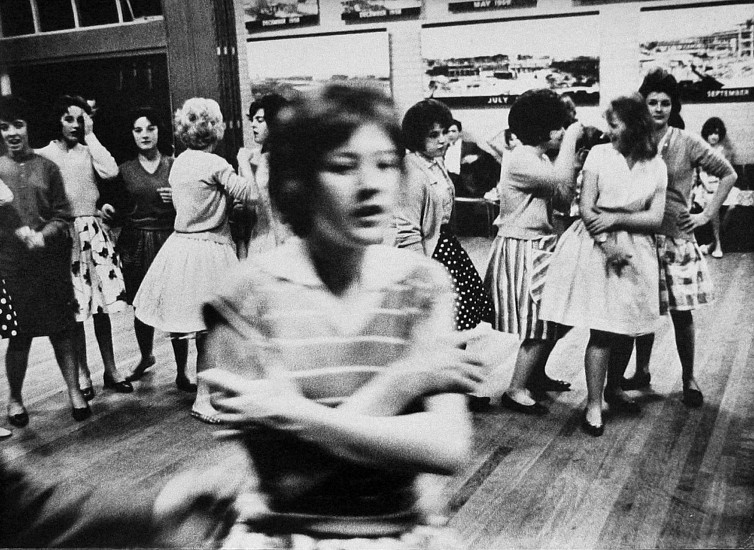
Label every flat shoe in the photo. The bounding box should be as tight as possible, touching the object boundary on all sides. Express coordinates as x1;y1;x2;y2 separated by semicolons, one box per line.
620;372;651;391
80;386;95;401
0;427;12;439
500;393;548;416
682;387;703;408
72;405;92;422
126;356;156;382
190;409;222;425
8;406;29;428
176;377;198;393
581;410;604;437
467;395;492;413
527;376;571;393
103;374;134;393
711;249;723;258
604;391;641;415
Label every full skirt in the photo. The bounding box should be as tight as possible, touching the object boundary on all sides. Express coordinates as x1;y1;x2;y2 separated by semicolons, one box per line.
540;220;660;336
133;232;238;334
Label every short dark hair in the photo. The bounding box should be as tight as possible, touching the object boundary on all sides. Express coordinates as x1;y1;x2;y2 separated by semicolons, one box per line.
605;94;657;162
126;106;174;156
51;95;91;136
401;99;453;153
508;89;569;146
268;83;403;237
449;119;462;132
248;94;289;125
0;95;33;123
638;68;682;124
701;116;727;142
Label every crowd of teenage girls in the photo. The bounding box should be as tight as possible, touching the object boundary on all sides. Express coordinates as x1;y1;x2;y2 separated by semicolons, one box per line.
0;67;739;546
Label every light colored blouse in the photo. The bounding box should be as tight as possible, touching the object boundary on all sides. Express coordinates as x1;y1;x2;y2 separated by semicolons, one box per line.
169;149;257;236
37;136;118;218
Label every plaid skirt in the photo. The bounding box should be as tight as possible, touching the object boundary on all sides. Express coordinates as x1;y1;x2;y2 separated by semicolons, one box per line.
484;234;558;340
657;235;714;314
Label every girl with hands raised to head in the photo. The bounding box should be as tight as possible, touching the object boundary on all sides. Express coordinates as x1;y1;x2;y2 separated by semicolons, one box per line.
199;83;482;549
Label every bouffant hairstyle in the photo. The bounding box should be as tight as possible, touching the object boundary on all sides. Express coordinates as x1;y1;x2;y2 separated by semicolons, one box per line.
268;83;403;238
450;119;462;132
0;95;33;123
126;106;174;156
173;97;225;150
247;93;289;151
638;68;683;124
401;99;453;153
508;89;569;146
51;95;90;136
701;116;727;142
605;94;657;162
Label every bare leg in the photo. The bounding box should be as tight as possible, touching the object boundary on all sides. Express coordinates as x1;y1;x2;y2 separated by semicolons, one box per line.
49;330;88;410
93;312;125;382
134;317;155;365
506;338;556;406
191;333;217;418
584;330;611;427
711;212;722;255
74;321;92;389
670;310;701;394
6;336;32;414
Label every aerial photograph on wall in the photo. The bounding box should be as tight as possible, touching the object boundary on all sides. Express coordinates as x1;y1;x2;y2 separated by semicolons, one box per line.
247;30;391;97
421;14;600;107
640;3;754;103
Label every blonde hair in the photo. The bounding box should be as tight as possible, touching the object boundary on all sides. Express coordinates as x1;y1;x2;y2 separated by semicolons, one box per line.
174;97;225;149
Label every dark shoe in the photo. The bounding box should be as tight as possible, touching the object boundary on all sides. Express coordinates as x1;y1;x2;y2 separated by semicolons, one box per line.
500;392;548;416
682;387;704;408
126;356;156;382
527;376;572;393
468;395;492;413
581;409;604;437
103;373;134;393
72;405;92;422
176;377;198;393
604;390;641;415
7;406;29;428
80;386;95;401
620;372;651;391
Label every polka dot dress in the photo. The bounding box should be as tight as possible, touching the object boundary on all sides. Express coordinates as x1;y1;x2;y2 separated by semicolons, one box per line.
432;227;492;330
0;278;19;339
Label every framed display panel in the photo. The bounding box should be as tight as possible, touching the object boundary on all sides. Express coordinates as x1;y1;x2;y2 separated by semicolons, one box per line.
449;0;537;13
639;1;754;103
247;29;391;97
341;0;420;22
243;0;319;32
422;13;599;107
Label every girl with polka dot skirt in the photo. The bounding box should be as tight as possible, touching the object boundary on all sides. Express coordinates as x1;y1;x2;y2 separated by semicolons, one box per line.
394;99;490;331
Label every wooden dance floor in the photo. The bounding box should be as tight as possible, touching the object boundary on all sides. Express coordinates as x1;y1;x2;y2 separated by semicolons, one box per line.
1;237;753;549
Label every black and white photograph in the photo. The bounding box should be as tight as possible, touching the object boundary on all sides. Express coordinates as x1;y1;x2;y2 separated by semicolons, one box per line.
422;15;600;107
341;0;421;21
242;0;320;32
640;2;754;103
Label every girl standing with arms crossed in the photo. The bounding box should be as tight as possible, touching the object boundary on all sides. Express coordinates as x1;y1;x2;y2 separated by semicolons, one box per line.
200;83;482;549
541;95;667;435
484;89;582;414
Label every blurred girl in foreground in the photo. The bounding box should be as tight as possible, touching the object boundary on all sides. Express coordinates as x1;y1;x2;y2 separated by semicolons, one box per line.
201;83;483;548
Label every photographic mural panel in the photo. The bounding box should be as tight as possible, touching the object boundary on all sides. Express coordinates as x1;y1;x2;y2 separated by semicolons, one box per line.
341;0;420;22
640;2;754;103
421;14;600;107
243;0;320;33
247;30;391;98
